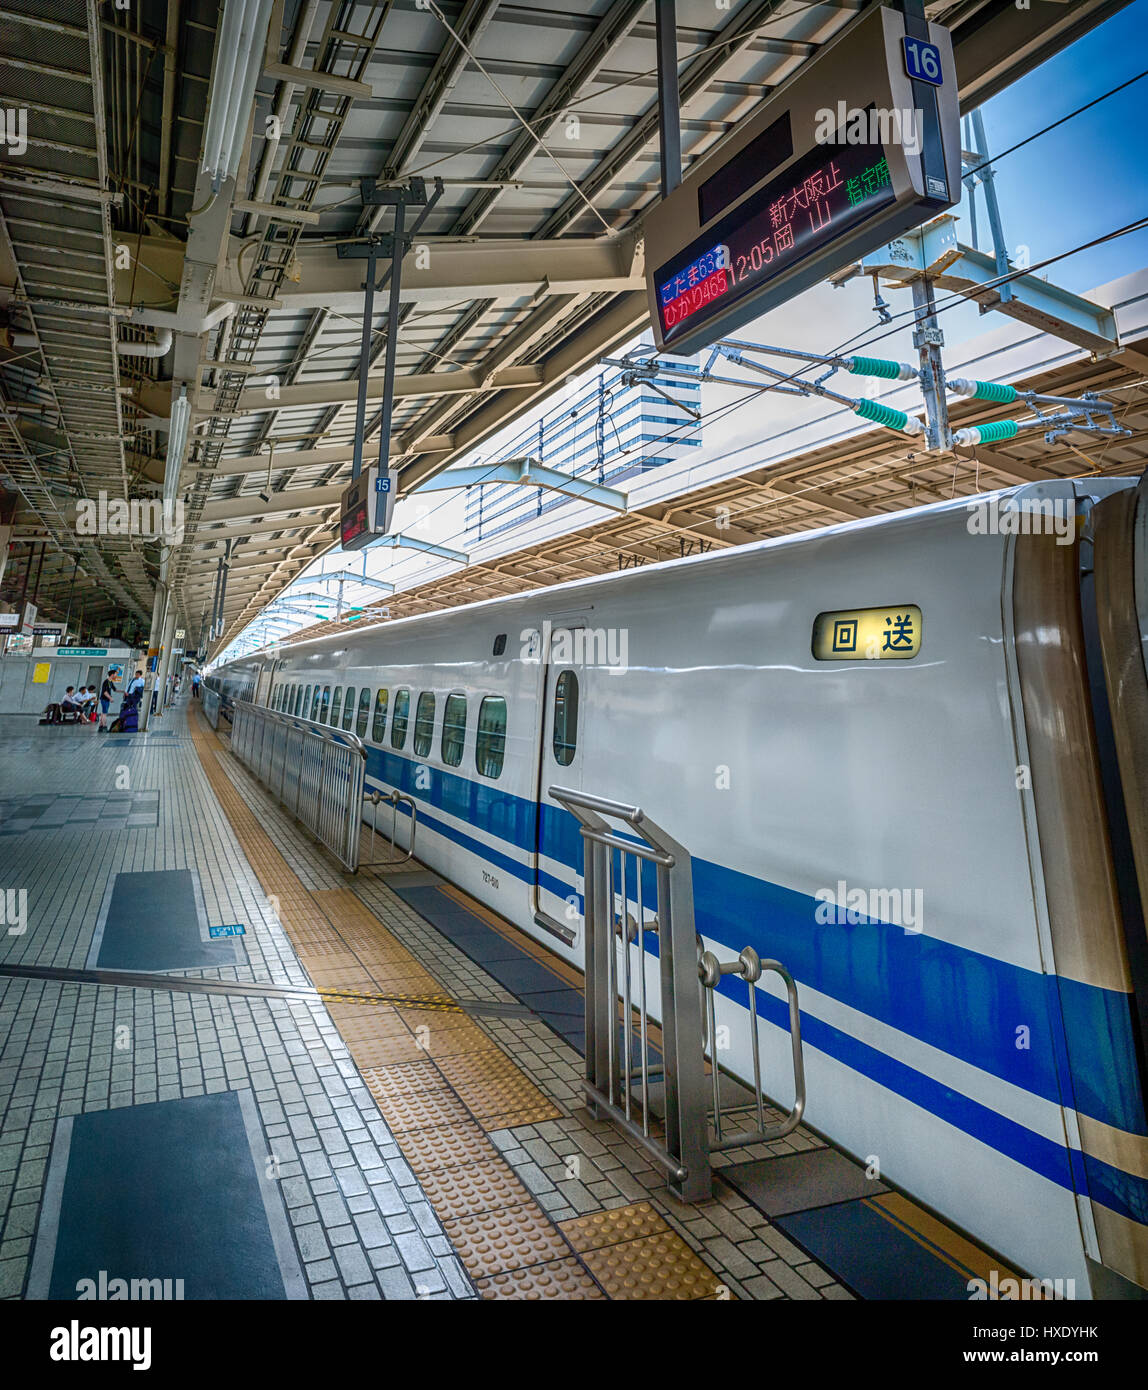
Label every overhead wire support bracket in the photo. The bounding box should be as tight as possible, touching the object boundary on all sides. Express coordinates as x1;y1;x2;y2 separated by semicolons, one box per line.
338;177;444;490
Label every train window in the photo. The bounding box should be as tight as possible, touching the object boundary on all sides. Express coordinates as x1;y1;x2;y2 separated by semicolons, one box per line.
492;634;507;656
356;688;370;738
304;685;313;718
372;688;389;742
309;686;319;720
413;692;436;757
552;670;578;766
391;688;410;749
476;696;507;779
342;686;356;731
294;685;302;716
441;694;467;767
330;687;343;726
319;685;331;722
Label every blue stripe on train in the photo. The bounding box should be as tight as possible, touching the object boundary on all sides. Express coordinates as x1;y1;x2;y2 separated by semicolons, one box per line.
363;747;1148;1166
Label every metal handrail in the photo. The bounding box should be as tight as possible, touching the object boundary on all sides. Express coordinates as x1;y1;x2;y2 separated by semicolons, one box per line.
364;788;417;865
699;946;807;1151
229;701;368;871
550;783;808;1204
549;784;710;1203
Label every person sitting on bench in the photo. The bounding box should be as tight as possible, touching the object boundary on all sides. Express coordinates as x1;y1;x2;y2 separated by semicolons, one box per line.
59;687;82;721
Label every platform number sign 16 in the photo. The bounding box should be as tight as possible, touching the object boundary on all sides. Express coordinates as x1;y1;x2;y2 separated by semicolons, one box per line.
902;35;943;86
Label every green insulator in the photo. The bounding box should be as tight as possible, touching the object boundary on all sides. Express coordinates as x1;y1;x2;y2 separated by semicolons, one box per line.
971;380;1018;403
853;397;910;430
847;356;903;379
975;419;1020;443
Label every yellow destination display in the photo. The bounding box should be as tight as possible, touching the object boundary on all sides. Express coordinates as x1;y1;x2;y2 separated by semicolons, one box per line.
812;605;922;660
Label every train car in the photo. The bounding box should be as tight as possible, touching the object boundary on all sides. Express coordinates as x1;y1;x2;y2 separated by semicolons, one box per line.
213;475;1148;1297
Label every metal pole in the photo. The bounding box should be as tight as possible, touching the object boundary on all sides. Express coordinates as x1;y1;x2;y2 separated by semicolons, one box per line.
350;248;378;482
656;0;681;199
61;553;80;632
154;603;178;719
911;277;950;452
969;108;1012;305
374;200;407;511
138;582;169;732
30;541;46;603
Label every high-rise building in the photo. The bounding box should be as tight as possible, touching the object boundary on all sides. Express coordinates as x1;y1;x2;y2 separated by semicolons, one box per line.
465;347;702;543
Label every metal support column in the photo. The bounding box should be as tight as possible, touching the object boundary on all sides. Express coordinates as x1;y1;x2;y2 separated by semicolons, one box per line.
968;107;1013;305
338;177;442;512
656;0;681;199
912;277;951;451
653;0;681;201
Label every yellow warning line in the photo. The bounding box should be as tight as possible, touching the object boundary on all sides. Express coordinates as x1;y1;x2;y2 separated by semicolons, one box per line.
317;988;461;1013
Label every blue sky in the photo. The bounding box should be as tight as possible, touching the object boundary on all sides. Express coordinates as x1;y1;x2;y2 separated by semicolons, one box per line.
975;0;1148;290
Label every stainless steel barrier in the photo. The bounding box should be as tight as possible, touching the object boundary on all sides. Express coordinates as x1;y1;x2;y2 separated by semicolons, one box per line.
549;784;806;1204
202;687;222;729
364;788;417;865
230;701;368;871
699;947;806;1151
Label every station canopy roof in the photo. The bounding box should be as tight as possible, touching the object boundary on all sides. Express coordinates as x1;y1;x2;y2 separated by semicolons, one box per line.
0;0;1131;647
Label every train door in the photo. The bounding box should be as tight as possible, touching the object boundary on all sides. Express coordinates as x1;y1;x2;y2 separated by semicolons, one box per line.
253;664;274;706
532;624;585;946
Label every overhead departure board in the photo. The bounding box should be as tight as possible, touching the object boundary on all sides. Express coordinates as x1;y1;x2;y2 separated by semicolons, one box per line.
339;465;397;552
656;140;896;347
644;5;960;353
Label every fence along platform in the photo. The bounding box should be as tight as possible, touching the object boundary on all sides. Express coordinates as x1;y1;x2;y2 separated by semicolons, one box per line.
229;700;368;871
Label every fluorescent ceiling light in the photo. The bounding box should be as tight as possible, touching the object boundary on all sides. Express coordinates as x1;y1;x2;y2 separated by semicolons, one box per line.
201;0;275;188
164;389;190;503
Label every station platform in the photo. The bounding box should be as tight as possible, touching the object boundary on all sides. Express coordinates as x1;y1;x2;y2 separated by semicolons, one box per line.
0;697;1019;1302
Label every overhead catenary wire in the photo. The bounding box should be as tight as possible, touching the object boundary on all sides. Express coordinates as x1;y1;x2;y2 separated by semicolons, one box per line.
364;214;1148;594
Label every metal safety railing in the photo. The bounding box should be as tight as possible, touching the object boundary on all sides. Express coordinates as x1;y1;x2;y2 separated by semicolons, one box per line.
549;785;806;1203
230;701;368;871
202;687;222;729
364;788;418;865
700;947;806;1151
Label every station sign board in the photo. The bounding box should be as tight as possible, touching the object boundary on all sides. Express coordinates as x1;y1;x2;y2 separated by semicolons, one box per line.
644;5;960;353
340;465;398;552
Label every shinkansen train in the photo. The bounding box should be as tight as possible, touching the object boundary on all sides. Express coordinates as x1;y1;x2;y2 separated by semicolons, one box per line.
211;476;1148;1297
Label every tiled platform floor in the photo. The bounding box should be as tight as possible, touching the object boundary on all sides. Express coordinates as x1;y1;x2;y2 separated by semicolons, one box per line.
0;700;850;1301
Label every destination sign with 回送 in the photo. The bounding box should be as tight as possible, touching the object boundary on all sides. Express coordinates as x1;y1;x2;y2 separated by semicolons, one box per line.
811;605;922;661
654;138;896;346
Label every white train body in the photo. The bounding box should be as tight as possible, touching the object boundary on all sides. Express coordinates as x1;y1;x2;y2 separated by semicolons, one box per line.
213;477;1148;1297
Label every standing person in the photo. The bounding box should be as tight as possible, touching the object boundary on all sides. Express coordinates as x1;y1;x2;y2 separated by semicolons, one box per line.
98;669;118;731
191;670;202;701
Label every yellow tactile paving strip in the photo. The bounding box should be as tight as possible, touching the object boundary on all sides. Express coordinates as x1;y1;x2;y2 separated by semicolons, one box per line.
561;1204;732;1300
189;707;722;1300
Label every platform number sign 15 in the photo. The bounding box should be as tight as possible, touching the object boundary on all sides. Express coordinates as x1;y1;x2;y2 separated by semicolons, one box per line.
902;35;943;86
